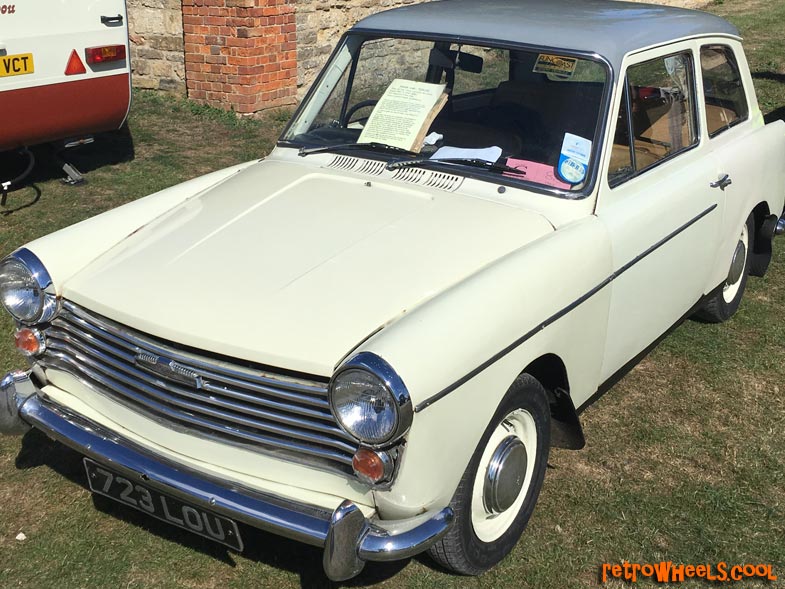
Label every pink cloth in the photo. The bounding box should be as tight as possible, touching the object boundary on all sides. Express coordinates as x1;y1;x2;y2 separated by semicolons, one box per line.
503;158;571;190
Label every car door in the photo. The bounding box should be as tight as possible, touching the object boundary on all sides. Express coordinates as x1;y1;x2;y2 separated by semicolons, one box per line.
0;0;131;151
699;40;773;286
596;43;723;382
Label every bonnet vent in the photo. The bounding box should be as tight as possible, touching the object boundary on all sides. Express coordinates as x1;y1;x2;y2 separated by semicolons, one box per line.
325;154;464;192
326;155;385;176
326;155;360;171
391;168;463;192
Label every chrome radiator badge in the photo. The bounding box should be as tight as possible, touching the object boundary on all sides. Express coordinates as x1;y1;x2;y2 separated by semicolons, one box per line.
134;351;204;389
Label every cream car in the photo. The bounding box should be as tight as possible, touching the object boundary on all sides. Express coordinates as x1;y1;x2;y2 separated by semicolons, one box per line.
1;0;784;581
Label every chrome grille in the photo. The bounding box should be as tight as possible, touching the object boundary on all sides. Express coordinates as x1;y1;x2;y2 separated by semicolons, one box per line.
40;301;357;470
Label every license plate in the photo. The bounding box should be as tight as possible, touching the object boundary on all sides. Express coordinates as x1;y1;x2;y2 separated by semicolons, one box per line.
84;458;243;551
0;53;34;78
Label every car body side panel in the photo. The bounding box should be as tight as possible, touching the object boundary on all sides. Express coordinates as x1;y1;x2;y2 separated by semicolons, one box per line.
708;119;785;288
700;40;785;286
597;158;722;380
360;218;612;517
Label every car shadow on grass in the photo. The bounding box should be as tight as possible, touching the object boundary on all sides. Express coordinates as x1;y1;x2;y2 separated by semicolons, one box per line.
752;71;785;85
764;106;785;124
0;125;135;213
14;428;409;588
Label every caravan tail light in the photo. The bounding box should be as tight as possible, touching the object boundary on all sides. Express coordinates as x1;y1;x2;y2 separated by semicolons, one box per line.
64;50;86;75
85;45;126;65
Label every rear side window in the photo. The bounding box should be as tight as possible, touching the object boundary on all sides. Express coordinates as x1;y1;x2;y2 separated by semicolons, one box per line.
700;45;748;137
608;51;698;187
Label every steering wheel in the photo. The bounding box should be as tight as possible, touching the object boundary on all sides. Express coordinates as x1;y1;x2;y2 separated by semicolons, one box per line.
343;100;378;127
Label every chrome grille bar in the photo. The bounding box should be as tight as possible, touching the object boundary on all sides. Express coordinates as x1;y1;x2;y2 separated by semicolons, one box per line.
41;301;357;469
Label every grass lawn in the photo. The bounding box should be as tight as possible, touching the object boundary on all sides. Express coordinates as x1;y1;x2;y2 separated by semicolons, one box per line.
1;1;784;587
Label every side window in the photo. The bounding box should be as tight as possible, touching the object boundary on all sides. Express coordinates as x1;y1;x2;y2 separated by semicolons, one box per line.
608;51;698;187
700;45;749;137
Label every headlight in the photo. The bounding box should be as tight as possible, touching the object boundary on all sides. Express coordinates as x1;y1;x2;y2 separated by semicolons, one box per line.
330;352;412;446
0;248;58;324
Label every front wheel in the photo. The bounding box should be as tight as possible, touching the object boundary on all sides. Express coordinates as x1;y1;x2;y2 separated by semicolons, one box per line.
427;374;551;575
696;214;753;323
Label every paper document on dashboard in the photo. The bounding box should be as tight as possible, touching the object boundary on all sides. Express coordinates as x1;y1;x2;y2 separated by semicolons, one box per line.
431;145;503;163
358;79;447;151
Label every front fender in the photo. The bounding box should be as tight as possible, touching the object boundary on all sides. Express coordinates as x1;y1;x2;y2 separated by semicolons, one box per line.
362;216;613;518
19;161;258;291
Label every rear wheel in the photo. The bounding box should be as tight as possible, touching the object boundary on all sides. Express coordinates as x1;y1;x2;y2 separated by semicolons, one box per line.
696;214;753;323
427;374;550;575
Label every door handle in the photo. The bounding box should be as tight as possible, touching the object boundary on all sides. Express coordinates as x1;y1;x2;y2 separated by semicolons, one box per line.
101;14;123;25
710;174;732;190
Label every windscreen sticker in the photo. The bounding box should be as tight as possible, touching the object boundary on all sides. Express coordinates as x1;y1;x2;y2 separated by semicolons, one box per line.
533;54;577;77
557;133;592;184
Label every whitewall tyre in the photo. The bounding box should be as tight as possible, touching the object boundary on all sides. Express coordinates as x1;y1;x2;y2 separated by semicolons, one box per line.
697;214;754;323
427;374;551;575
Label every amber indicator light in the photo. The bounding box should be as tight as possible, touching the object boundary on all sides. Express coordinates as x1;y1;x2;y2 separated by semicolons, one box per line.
14;328;42;356
352;447;386;483
85;45;127;65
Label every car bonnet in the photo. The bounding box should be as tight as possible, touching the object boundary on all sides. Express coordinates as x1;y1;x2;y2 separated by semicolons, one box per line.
60;159;555;375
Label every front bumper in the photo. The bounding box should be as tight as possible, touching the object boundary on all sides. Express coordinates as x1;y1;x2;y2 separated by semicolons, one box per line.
0;370;453;581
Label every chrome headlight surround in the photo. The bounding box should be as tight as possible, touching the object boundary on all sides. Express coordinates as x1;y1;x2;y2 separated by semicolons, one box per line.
0;248;59;325
329;352;413;447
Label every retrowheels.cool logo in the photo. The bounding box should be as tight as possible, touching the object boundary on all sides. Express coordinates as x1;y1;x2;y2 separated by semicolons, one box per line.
601;562;776;583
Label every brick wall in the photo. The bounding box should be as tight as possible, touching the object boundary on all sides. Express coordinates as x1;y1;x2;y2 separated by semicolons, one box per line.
181;0;297;113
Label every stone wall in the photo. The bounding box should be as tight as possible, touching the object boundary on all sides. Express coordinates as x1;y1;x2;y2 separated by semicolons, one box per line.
127;0;186;94
294;0;419;99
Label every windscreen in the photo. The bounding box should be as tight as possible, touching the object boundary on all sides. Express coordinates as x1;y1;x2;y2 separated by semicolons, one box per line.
283;35;609;193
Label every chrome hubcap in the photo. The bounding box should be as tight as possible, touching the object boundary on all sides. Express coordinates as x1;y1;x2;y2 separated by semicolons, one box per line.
471;409;537;542
727;239;746;287
723;223;748;304
483;436;528;514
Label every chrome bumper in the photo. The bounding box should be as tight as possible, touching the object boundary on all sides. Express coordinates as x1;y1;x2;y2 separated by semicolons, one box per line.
0;370;453;581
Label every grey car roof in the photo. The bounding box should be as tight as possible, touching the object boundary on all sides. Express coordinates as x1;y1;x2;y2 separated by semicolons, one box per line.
351;0;740;71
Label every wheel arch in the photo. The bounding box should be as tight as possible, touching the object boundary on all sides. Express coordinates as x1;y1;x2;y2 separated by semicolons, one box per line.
750;201;774;277
521;354;585;450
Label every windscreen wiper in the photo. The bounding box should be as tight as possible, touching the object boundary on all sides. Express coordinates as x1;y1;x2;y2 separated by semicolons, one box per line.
298;142;419;157
385;157;524;175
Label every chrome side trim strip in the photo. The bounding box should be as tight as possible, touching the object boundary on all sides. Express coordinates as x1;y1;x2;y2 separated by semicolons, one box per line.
415;204;719;412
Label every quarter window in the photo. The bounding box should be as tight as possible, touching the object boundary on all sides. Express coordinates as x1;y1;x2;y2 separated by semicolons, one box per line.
608;52;698;186
700;45;748;137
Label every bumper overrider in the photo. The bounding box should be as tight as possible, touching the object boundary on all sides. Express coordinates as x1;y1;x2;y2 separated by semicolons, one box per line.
0;370;453;581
